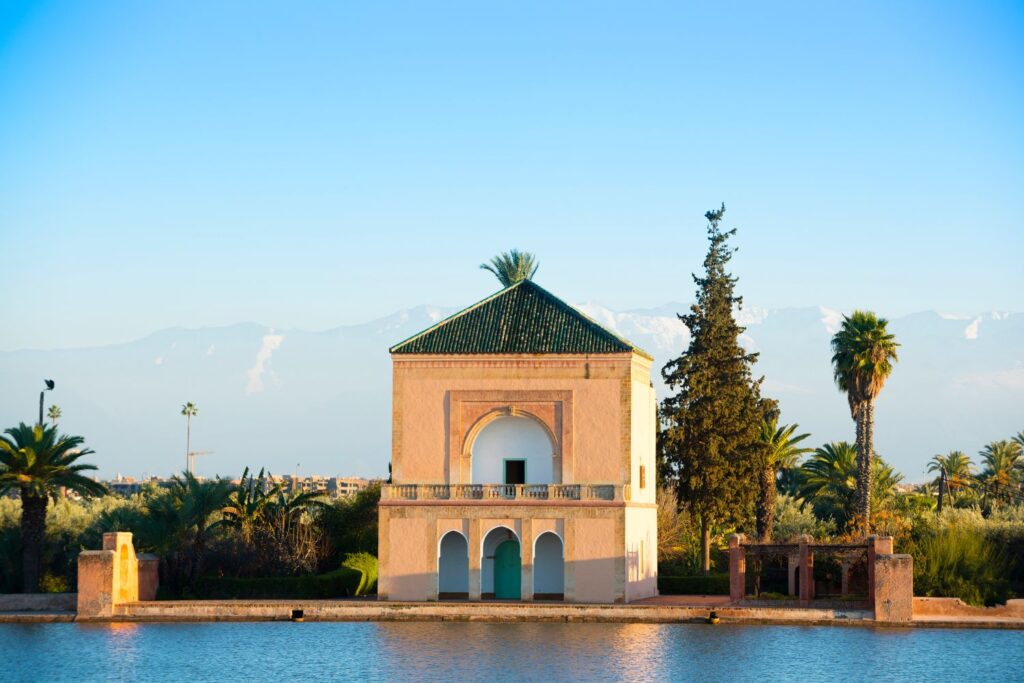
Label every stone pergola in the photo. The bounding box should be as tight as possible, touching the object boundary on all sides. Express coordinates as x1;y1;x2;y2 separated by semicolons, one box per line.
728;534;913;622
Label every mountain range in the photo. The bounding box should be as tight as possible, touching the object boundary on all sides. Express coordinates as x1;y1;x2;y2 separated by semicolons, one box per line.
1;303;1021;481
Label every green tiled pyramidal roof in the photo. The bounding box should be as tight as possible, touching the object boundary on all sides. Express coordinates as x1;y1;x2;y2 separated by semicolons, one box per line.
390;279;651;359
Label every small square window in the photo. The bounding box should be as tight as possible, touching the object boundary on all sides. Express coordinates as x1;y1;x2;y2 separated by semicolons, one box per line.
504;459;526;485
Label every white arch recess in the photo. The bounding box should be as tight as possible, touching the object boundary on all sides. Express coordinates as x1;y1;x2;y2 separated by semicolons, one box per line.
533;532;564;599
470;414;555;485
438;530;469;598
481;526;520;596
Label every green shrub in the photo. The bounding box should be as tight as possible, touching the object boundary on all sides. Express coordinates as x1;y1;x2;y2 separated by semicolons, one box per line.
193;567;362;599
913;525;1012;606
39;572;69;593
657;573;729;595
342;552;378;596
772;495;836;541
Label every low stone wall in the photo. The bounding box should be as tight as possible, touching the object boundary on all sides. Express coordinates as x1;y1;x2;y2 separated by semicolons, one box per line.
112;599;874;625
0;593;77;612
914;597;1024;619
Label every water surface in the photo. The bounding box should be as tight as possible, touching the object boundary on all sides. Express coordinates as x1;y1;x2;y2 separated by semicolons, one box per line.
1;621;1021;682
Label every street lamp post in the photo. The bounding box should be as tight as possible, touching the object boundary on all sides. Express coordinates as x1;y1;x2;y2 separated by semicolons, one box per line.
38;379;55;428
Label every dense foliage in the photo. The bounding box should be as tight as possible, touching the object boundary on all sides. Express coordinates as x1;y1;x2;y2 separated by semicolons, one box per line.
657;426;1024;606
0;474;383;598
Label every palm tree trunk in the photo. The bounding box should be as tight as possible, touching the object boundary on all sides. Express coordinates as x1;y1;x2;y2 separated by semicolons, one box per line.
853;401;868;533
700;515;711;575
860;400;875;531
185;415;191;473
756;465;776;541
20;490;48;593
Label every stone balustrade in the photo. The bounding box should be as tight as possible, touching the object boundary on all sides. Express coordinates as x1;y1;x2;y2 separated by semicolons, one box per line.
381;483;630;502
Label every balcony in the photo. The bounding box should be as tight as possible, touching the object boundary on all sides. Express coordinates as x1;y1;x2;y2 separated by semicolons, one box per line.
381;483;631;502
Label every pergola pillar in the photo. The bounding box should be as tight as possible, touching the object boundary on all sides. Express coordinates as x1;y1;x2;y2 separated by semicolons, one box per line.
728;534;745;602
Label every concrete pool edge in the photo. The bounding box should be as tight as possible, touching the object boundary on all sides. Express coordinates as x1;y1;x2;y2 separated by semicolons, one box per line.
3;601;1022;630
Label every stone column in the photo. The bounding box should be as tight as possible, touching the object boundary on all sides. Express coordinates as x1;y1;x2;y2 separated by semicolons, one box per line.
137;554;160;601
873;553;913;622
77;532;139;619
563;518;576;603
377;507;391;600
521;518;534;601
798;536;814;605
468;518;482;600
728;534;745;602
867;535;894;607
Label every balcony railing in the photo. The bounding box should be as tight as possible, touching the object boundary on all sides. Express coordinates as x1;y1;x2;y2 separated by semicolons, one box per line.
381;483;631;502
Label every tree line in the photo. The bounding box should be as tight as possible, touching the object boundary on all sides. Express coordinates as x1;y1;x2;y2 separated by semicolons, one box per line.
0;422;378;594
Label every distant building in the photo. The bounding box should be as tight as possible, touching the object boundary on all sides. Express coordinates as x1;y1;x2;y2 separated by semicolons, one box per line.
103;475;173;497
329;477;376;497
274;474;379;498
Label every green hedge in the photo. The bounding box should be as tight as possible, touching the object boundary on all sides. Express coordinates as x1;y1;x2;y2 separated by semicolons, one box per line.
658;573;730;595
194;567;362;600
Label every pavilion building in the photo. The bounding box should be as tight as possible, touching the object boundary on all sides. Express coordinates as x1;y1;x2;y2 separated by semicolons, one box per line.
377;279;658;603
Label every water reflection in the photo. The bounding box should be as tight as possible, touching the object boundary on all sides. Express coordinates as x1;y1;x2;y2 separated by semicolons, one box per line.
0;621;1020;682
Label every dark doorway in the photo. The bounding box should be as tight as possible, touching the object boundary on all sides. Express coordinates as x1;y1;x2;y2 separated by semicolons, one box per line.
504;459;526;484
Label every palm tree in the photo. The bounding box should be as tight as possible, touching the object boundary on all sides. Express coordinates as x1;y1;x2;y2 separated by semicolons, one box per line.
181;402;198;470
46;405;61;426
796;441;901;531
171;471;234;587
927;451;974;504
756;417;812;541
222;468;281;543
480;249;539;287
979;440;1023;504
830;310;899;531
797;442;860;530
0;423;106;592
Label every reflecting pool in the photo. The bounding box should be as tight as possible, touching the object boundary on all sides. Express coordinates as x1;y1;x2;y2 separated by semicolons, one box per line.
1;621;1021;682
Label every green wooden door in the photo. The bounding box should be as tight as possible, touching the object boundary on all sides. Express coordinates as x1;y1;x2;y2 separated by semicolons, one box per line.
494;540;521;599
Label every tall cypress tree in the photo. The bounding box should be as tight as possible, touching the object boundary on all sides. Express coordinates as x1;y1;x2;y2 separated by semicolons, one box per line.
660;205;773;572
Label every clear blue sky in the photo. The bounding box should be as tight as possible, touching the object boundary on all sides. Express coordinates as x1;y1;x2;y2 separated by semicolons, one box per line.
1;1;1022;351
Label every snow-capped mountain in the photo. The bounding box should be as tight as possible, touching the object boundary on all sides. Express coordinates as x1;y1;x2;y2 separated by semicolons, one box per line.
1;305;1020;481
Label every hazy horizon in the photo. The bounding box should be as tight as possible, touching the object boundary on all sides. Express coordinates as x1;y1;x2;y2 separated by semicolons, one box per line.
3;295;1021;483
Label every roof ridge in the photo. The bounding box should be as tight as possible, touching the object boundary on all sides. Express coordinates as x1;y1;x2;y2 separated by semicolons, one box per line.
388;280;527;353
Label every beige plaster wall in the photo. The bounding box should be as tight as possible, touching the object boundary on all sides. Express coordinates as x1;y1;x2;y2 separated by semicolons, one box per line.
570;516;620;603
379;515;435;601
624;505;658;602
392;355;636;485
629;356;657;504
